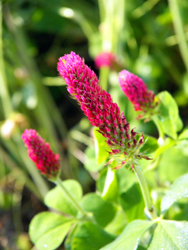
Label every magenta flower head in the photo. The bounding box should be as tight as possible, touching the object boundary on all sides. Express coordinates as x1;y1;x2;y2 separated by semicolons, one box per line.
119;70;158;115
57;52;149;168
22;129;60;180
94;52;117;69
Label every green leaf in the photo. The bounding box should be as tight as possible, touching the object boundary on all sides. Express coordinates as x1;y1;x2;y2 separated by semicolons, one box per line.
154;137;175;159
101;220;155;250
178;126;188;139
81;193;117;227
116;168;136;194
156;91;183;139
93;128;111;164
97;168;108;193
105;209;127;235
120;183;145;222
102;167;119;202
65;225;78;250
84;147;105;172
177;126;188;155
72;222;115;250
139;135;159;156
161;173;188;214
148;220;188;250
29;212;74;250
44;180;83;216
158;146;188;182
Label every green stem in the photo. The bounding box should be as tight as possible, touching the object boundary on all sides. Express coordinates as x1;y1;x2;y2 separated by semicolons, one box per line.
56;178;87;217
99;67;110;91
132;0;160;19
168;0;188;73
0;2;12;118
97;0;105;23
134;164;153;212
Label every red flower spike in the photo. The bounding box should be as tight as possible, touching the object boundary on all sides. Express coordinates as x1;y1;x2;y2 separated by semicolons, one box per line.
22;129;60;180
57;52;149;168
119;70;156;112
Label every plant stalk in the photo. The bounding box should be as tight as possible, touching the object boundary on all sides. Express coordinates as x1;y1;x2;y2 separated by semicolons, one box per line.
0;2;12;118
168;0;188;73
56;178;87;217
134;164;153;213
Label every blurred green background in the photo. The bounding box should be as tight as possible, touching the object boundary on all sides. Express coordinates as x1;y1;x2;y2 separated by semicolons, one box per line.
1;0;188;249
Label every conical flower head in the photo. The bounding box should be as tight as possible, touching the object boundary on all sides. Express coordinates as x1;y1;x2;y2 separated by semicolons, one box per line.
119;70;157;112
58;52;149;168
22;129;60;180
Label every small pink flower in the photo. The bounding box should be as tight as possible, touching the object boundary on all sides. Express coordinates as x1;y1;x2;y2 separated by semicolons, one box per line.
58;52;148;167
94;52;117;69
119;70;156;112
22;129;60;179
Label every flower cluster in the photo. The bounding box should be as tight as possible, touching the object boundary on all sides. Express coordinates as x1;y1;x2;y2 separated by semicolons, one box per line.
22;129;60;179
58;52;148;168
94;52;117;69
119;70;157;113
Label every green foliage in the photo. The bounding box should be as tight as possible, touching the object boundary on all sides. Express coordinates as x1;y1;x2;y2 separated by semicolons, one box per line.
139;136;159;157
156;91;183;139
154;137;175;159
161;173;188;214
81;193;117;227
158;146;188;182
84;147;105;172
93;128;111;164
120;183;145;222
101;167;119;202
148;220;188;250
29;212;74;250
44;180;83;216
105;210;127;235
0;189;12;210
116;167;137;195
101;220;155;250
177;126;188;155
71;222;115;250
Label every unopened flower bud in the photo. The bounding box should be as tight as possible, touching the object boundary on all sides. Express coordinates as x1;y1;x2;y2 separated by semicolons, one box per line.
94;52;118;69
119;70;157;112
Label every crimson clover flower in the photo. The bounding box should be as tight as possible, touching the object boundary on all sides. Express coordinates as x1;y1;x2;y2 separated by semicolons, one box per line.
94;52;117;69
58;52;149;168
119;70;158;115
22;129;60;180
